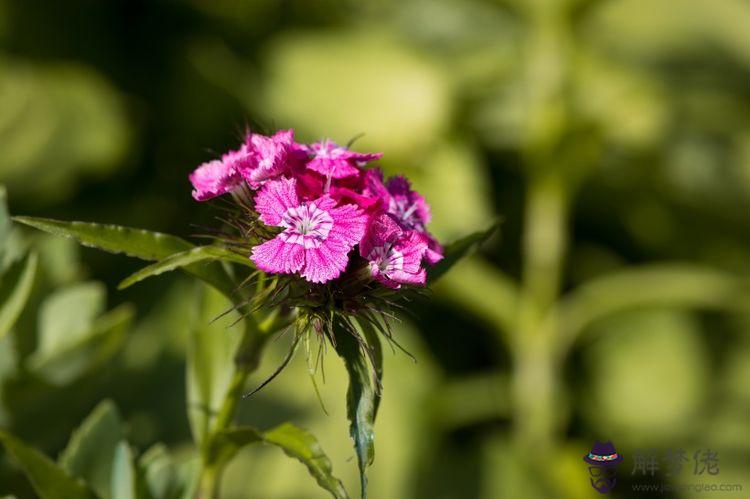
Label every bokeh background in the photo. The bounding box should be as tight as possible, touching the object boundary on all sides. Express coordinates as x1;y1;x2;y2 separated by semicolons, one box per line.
2;0;750;497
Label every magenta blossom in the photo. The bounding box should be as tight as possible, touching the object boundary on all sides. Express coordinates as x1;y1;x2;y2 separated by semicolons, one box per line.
239;129;300;186
189;143;252;201
384;176;431;231
188;130;298;200
190;129;442;288
304;140;382;179
362;170;444;264
360;214;428;289
251;177;368;283
419;233;444;265
384;176;443;264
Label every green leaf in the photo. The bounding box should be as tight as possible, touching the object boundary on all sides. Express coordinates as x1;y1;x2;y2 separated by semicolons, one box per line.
216;423;349;499
111;441;136;499
358;318;383;419
118;246;253;290
12;217;192;260
137;444;197;499
0;429;94;499
29;301;134;385
37;281;107;354
26;280;133;385
0;186;11;263
333;319;377;499
0;332;18;386
12;217;237;298
263;424;349;499
428;221;500;283
173;455;200;499
59;400;124;499
0;252;37;340
0;60;128;203
137;444;180;499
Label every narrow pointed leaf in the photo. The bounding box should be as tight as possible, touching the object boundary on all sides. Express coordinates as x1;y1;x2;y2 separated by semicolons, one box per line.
333;321;376;499
29;303;134;385
0;429;94;499
137;444;180;499
263;423;349;499
118;246;253;290
12;217;236;298
428;221;500;283
0;186;11;263
13;217;192;259
111;441;136;499
217;423;349;499
357;318;383;418
0;252;37;339
59;400;123;499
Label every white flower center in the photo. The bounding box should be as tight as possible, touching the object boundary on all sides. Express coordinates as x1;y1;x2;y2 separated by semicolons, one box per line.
312;139;345;159
279;203;334;249
368;244;404;276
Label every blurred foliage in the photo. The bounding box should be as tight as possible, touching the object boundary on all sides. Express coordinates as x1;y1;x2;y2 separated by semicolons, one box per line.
0;57;129;205
1;0;750;497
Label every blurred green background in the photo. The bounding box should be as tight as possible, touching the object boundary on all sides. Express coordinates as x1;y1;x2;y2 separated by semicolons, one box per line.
2;0;750;497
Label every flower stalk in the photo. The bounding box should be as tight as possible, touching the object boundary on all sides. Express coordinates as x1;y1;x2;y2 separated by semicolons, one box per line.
513;171;568;465
196;310;283;499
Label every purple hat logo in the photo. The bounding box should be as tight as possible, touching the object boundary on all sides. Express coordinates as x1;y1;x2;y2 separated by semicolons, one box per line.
584;440;623;494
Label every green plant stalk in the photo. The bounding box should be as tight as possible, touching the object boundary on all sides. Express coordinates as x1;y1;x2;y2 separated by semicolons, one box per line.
197;465;221;499
195;311;280;499
513;172;568;456
512;0;573;461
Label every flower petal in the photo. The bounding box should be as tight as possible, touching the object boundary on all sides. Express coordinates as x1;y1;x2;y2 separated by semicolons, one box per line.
327;203;368;247
307;157;361;179
396;231;428;274
240;129;296;185
189;159;242;201
254;177;300;226
304;140;382;179
425;238;444;264
359;213;402;258
388;267;427;287
300;241;349;283
251;237;305;274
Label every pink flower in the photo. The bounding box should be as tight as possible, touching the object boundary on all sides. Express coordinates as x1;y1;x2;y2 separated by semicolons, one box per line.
361;171;444;264
384;176;431;232
251;177;368;283
293;170;326;201
323;168;388;211
360;214;428;288
239;129;300;186
188;130;299;200
189;143;252;201
304;140;382;179
420;233;444;265
293;163;383;209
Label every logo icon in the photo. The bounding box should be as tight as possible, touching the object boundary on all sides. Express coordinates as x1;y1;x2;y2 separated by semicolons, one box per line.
584;440;623;494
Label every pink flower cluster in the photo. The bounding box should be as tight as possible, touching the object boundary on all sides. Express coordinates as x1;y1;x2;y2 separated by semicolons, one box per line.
189;129;443;287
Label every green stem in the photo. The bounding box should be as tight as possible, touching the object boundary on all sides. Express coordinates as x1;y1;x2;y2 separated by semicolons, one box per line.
196;464;221;499
513;172;568;456
195;311;281;499
512;0;572;460
195;369;251;499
